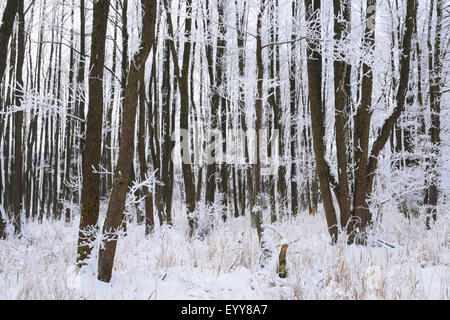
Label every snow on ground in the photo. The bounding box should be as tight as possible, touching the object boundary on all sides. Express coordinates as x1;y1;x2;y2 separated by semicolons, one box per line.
0;203;448;299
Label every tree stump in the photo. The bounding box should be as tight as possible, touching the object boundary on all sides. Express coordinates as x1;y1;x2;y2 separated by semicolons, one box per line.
277;244;288;278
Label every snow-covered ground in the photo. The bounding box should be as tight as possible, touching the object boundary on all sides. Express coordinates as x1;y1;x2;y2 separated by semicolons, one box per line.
0;204;448;299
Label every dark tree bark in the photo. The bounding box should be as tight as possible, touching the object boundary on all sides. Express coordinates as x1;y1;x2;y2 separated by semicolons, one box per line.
289;0;298;217
0;23;19;234
121;0;129;97
77;0;86;153
333;0;352;232
101;0;118;199
267;0;282;222
116;0;129;151
53;22;63;220
97;0;157;282
251;0;272;267
77;0;110;266
158;33;172;225
178;0;198;236
253;0;269;255
273;0;286;218
148;40;161;225
425;0;442;229
305;0;339;242
0;0;18;84
63;0;76;222
352;0;377;236
217;0;230;222
204;0;218;207
137;70;154;235
162;0;181;226
12;0;25;235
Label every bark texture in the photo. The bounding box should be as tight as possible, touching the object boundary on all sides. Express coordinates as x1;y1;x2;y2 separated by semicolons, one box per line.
97;0;157;282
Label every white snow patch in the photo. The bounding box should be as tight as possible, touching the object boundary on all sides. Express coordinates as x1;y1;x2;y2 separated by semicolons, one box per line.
0;205;448;299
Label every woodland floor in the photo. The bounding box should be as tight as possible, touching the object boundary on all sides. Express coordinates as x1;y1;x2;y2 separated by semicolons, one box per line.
0;202;448;299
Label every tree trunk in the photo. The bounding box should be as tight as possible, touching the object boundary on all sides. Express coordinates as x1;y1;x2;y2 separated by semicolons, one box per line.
159;35;172;225
77;0;110;266
178;0;197;236
289;0;298;217
137;70;154;235
305;0;339;242
425;0;442;229
253;0;271;265
97;0;157;282
0;0;18;84
352;0;377;237
333;0;352;233
12;0;25;235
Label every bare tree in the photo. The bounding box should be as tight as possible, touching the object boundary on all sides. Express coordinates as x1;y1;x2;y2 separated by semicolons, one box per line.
425;0;443;229
305;0;339;242
77;0;111;266
97;0;158;282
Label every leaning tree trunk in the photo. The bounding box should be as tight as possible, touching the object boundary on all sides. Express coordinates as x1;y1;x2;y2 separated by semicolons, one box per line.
305;0;339;242
366;0;417;212
97;0;157;283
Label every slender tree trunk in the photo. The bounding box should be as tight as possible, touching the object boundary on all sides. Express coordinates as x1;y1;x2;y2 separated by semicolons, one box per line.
101;2;118;199
425;0;442;229
159;35;172;225
305;0;339;242
366;0;417;201
179;0;197;236
12;0;25;235
137;70;155;235
352;0;377;237
77;0;110;266
273;0;286;218
333;0;352;232
63;0;76;222
77;0;86;149
53;23;63;220
234;0;251;217
289;0;298;217
253;0;270;263
217;0;229;221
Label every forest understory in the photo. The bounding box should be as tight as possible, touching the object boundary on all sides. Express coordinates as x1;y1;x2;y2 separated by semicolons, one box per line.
0;202;448;299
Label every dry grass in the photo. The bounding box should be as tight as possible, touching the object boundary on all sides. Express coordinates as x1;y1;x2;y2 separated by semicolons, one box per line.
0;203;448;299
